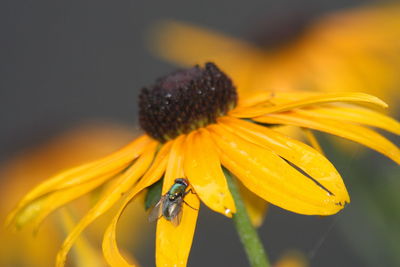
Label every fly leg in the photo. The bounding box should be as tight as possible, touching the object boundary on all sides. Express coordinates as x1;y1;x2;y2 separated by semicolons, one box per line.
183;188;198;210
183;200;198;211
184;188;197;196
182;188;198;210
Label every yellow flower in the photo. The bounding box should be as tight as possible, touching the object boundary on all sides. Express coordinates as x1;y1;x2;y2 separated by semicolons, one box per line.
150;3;400;105
7;63;400;267
273;250;308;267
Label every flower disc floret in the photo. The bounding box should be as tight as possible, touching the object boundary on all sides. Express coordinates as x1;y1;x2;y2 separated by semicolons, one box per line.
139;62;238;142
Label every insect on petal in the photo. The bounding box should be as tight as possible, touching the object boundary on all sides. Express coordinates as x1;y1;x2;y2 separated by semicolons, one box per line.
156;135;200;267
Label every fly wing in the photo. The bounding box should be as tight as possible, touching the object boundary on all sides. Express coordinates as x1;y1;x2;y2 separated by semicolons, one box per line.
148;195;166;222
170;198;183;227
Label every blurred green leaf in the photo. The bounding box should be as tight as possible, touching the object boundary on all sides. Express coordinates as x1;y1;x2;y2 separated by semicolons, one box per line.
144;178;163;210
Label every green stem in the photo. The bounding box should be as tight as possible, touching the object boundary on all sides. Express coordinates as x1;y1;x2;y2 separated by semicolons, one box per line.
224;168;270;267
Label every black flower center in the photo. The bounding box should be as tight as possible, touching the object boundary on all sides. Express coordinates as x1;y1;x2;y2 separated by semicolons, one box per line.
139;62;237;142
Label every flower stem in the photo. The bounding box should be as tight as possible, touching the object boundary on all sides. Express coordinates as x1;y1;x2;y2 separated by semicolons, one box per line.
224;168;270;267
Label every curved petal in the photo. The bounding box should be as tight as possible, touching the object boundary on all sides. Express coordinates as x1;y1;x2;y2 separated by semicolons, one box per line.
162;135;187;193
59;209;105;267
156;135;200;267
55;142;157;267
208;124;348;215
103;142;172;267
184;129;236;217
297;105;400;135
219;117;349;202
238;181;268;228
237;91;319;108
255;112;400;164
7;135;153;226
230;92;387;118
16;168;121;231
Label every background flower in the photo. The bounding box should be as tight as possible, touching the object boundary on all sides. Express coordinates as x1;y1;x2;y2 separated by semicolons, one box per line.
149;3;400;108
1;123;147;267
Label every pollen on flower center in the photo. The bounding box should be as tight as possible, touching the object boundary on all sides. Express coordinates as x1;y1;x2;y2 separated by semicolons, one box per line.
139;62;238;142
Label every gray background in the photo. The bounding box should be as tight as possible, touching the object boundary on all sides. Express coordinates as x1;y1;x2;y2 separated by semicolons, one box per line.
2;1;396;266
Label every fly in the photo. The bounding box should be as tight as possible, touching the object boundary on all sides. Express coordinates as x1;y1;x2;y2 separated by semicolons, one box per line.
148;178;196;226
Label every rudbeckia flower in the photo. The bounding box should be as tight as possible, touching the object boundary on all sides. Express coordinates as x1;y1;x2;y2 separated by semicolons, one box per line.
7;63;400;267
150;4;400;105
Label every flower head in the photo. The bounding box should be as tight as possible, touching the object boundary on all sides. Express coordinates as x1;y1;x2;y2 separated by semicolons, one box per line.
139;63;237;142
7;63;400;266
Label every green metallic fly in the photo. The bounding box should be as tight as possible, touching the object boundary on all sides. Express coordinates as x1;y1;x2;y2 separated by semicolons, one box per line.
148;178;197;226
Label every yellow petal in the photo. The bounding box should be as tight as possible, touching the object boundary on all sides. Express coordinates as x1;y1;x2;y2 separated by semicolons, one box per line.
297;105;400;135
156;135;200;267
208;124;348;215
237;90;276;107
162;135;187;193
15;168;121;230
58;209;106;267
7;135;152;226
56;142;157;267
102;142;172;267
255;112;400;164
231;92;387;118
219;117;349;202
237;91;319;108
184;129;236;217
238;181;268;228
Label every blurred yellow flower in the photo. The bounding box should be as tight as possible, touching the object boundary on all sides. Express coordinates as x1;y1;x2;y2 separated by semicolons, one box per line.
1;123;144;267
273;250;308;267
6;63;400;267
150;3;400;105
